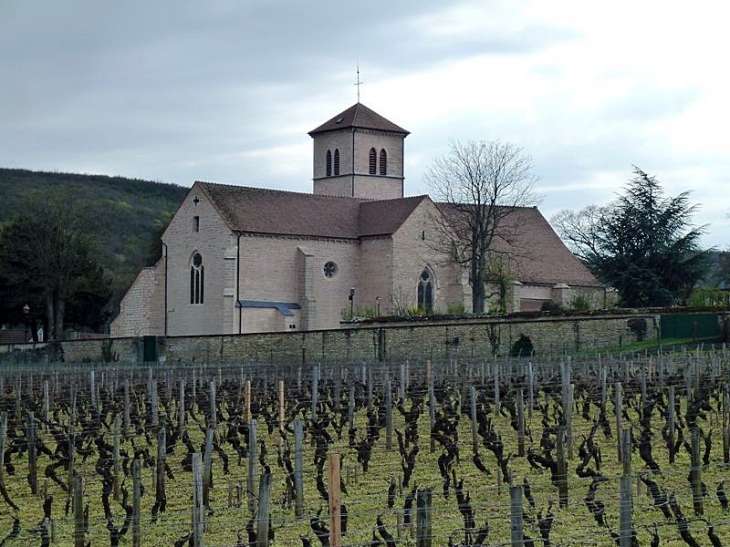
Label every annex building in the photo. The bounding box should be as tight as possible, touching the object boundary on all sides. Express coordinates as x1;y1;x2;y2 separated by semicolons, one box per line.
111;103;604;336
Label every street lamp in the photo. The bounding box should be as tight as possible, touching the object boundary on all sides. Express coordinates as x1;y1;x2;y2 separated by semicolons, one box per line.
22;304;30;341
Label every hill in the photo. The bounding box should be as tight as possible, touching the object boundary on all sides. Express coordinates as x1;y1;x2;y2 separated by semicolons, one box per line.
0;168;188;323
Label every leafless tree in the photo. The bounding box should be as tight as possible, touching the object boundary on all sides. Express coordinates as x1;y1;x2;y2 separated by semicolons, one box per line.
550;205;611;263
425;140;539;314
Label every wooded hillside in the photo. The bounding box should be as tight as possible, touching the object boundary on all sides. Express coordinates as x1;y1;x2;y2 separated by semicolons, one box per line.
0;168;188;327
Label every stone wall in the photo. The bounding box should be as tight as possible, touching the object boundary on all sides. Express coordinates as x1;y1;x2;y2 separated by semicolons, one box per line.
2;310;721;366
4;311;724;366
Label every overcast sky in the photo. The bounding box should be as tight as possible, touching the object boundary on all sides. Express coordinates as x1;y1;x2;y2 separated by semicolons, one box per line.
2;0;728;247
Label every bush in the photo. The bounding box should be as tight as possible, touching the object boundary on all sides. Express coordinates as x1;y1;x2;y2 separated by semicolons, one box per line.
541;300;562;312
569;294;591;311
510;334;534;357
446;301;467;315
627;317;648;342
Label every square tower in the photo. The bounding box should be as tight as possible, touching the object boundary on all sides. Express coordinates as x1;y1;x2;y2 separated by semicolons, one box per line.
309;103;409;200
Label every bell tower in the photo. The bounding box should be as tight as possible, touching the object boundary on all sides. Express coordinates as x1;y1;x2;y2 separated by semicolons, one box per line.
309;103;409;200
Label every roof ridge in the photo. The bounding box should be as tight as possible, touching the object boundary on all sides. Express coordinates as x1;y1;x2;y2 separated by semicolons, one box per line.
196;181;369;202
365;194;429;204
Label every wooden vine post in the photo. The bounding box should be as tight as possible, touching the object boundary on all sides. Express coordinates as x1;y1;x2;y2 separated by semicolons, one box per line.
278;379;285;445
556;426;568;508
0;412;6;484
615;382;623;462
690;427;703;516
247;419;258;514
328;452;342;547
722;386;730;464
192;453;205;547
157;425;167;511
385;379;393;452
132;458;141;547
27;411;38;495
243;379;252;424
667;386;676;463
113;412;122;500
427;360;435;452
510;483;524;547
73;474;84;547
293;418;304;518
516;389;525;457
619;428;633;547
256;473;272;547
416;488;433;547
470;386;478;455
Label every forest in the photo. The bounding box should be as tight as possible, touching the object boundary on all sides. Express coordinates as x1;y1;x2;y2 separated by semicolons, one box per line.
0;168;187;333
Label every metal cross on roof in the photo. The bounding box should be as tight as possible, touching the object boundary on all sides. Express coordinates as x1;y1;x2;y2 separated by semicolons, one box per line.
354;64;363;103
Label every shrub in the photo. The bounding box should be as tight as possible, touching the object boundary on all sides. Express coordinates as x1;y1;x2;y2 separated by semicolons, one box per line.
510;334;534;357
541;300;562;312
627;317;648;342
569;294;591;311
446;301;466;315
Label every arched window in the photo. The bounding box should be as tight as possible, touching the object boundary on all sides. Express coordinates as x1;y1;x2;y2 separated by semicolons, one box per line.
379;148;387;175
334;149;340;176
369;148;377;174
190;252;204;305
326;150;332;177
417;268;434;313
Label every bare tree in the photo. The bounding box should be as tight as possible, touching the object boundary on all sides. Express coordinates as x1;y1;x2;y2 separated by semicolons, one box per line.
425;140;539;314
550;205;611;263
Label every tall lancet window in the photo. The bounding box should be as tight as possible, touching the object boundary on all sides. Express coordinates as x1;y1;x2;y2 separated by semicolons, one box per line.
326;150;332;177
334;149;340;175
369;148;377;174
379;148;387;175
417;268;434;313
190;252;204;305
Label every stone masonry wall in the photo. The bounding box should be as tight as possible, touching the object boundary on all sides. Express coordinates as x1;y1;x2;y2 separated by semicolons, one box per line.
25;311;725;366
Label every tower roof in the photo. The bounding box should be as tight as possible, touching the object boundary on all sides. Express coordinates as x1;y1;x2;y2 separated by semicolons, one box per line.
308;103;409;136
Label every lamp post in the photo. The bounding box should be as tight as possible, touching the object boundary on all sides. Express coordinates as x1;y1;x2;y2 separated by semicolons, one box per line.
349;287;355;319
375;296;381;317
22;304;30;342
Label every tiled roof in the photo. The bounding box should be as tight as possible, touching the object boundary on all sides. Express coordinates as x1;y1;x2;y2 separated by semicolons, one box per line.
308;103;409;136
196;182;422;239
437;204;602;288
196;182;599;288
359;196;427;237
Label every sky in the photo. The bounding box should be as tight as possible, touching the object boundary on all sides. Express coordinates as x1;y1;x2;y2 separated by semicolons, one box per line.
1;0;728;247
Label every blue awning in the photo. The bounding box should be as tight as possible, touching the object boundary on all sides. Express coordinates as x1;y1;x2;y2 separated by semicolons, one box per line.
235;300;301;317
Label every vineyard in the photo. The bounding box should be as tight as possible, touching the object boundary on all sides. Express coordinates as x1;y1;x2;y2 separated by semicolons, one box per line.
0;347;729;546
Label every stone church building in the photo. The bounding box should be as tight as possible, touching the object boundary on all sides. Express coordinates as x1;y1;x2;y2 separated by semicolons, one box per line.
111;103;604;337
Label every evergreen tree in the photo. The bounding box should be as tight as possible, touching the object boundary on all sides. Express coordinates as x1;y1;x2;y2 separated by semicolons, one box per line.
0;195;111;338
554;167;708;307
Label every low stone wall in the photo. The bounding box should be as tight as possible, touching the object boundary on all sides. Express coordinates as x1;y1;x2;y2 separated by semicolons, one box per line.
2;310;725;366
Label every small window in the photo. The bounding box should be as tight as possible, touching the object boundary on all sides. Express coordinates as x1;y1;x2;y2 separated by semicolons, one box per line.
193;216;200;232
334;149;340;176
379;148;387;175
326;150;332;177
369;148;377;174
190;253;204;305
324;261;338;278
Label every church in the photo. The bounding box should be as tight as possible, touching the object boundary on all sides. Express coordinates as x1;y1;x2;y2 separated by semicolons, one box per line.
111;103;604;337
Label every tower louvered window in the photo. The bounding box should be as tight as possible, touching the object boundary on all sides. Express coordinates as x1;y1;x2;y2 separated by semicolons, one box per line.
379;148;387;175
369;148;377;174
334;149;340;175
326;150;332;177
